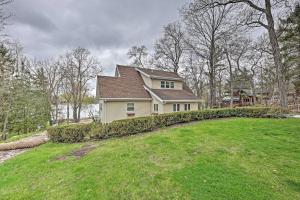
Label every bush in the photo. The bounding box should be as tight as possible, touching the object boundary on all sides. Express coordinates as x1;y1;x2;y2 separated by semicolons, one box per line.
47;123;92;143
48;107;287;143
90;117;155;139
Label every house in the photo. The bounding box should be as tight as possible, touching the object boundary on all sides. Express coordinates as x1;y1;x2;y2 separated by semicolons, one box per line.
222;88;257;107
96;65;201;123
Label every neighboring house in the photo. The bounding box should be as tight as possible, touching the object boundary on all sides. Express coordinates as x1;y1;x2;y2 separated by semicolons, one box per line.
96;65;201;123
222;88;257;107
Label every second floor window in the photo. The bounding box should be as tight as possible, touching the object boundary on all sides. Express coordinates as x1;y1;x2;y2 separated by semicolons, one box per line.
127;103;134;112
166;81;170;88
170;82;174;88
161;81;175;89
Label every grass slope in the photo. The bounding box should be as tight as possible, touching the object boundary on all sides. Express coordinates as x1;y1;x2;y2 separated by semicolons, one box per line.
0;118;299;200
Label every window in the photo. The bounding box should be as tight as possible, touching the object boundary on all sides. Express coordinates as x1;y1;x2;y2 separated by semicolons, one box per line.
184;104;191;111
127;103;134;112
161;81;175;89
173;104;180;112
99;103;103;112
154;104;158;112
166;81;170;88
170;82;174;88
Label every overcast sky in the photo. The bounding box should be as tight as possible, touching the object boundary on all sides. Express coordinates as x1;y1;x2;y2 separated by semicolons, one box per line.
5;0;187;75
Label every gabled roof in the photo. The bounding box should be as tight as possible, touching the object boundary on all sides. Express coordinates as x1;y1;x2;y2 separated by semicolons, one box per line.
97;65;151;99
97;65;200;102
136;67;182;80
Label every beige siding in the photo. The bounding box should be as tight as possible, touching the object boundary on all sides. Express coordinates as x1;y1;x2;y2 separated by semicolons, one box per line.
140;73;152;88
163;102;199;113
102;101;151;123
150;95;164;114
99;100;105;122
152;79;183;90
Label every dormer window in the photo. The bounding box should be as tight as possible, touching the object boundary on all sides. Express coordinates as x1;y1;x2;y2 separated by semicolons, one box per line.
161;81;175;89
170;82;174;88
166;81;170;88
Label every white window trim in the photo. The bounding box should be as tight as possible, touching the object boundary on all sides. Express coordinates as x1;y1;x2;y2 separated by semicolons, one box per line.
127;103;135;113
161;81;166;88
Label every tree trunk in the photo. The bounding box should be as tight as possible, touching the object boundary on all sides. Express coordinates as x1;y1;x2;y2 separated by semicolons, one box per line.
77;103;81;122
209;35;217;108
250;81;256;105
265;0;287;108
225;51;234;108
55;100;58;124
67;102;70;124
73;105;77;122
2;110;9;140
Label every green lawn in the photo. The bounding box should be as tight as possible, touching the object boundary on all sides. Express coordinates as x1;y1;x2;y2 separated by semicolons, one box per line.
0;118;300;200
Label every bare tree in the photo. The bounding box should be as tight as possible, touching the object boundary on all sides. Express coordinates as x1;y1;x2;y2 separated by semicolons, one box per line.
0;0;12;34
62;47;102;122
222;33;250;107
39;59;62;124
183;50;207;99
154;22;185;73
181;0;234;107
127;45;149;68
207;0;291;108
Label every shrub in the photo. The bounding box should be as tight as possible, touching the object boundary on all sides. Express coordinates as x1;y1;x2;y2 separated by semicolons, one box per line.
90;117;155;139
48;107;287;143
47;123;92;143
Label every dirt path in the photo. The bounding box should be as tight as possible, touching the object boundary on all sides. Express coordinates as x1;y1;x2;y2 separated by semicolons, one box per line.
0;131;48;164
0;149;27;164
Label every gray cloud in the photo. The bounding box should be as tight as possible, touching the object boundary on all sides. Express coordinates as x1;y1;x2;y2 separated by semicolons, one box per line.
6;0;186;60
5;0;188;93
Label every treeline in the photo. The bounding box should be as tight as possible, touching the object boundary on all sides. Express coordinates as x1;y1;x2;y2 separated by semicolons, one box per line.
0;40;102;140
0;42;50;139
127;0;300;109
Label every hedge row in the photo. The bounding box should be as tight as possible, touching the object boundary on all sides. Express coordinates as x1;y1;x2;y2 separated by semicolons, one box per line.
47;107;286;143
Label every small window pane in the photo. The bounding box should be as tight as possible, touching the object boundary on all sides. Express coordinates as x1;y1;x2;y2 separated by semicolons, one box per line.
184;104;187;111
177;104;180;111
166;81;170;88
171;82;174;88
188;104;190;110
127;103;134;112
161;81;165;88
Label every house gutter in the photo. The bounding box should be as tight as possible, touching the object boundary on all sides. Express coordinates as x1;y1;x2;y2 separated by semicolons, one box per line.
100;98;152;102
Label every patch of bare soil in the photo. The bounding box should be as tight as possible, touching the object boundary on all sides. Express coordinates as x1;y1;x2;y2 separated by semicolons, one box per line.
54;144;97;161
0;149;27;164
